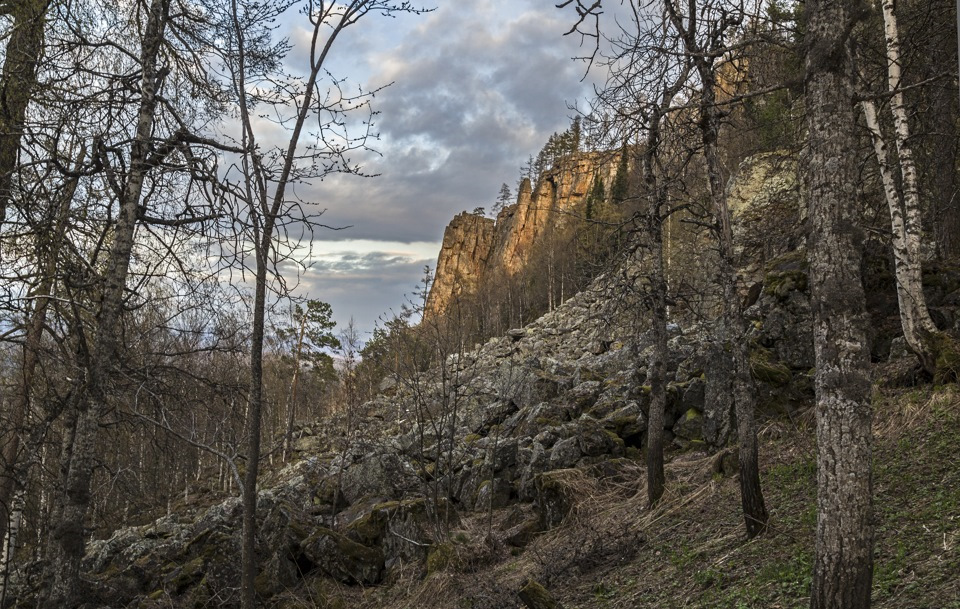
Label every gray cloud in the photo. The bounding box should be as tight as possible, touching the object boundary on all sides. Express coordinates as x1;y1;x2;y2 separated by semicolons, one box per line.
274;2;607;336
295;250;434;337
297;1;598;244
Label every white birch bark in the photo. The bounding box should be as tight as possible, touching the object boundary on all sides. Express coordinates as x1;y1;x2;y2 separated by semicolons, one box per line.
861;100;936;362
862;0;940;372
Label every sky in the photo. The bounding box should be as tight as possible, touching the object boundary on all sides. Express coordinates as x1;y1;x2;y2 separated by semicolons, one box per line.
276;1;606;339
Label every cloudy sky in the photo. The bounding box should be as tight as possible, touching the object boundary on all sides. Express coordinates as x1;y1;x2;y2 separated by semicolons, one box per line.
275;1;606;338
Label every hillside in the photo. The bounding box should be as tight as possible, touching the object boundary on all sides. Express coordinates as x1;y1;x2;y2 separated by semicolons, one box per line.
7;208;959;607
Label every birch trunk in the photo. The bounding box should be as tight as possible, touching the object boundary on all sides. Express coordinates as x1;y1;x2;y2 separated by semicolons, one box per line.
861;100;937;369
0;488;24;608
42;2;170;606
283;314;308;462
805;0;874;605
865;0;940;374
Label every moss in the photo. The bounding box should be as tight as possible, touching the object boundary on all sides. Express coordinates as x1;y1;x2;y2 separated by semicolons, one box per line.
764;269;808;298
931;332;960;384
344;509;387;546
764;249;808;273
426;542;454;575
463;433;482;444
603;429;626;447
147;589;165;601
169;556;205;593
535;417;561;427
749;347;792;386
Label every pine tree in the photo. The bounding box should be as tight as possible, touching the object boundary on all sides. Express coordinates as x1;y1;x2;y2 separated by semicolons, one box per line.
610;143;630;204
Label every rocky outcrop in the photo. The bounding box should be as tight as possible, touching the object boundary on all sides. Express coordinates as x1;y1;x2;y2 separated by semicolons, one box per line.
426;151;625;316
726;152;803;287
424;211;496;316
7;231;821;608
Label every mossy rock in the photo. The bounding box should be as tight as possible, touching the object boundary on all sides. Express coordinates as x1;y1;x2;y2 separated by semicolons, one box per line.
426;542;454;575
518;578;563;609
301;528;384;585
165;556;205;594
764;249;808;274
749;347;792;386
932;332;960;384
764;269;808;299
672;408;704;442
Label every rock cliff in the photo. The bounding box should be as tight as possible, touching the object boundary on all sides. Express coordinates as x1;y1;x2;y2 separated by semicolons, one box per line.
423;211;496;317
425;151;624;317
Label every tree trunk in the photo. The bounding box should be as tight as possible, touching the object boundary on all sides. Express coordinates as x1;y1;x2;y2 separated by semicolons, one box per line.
873;0;940;372
700;80;769;539
0;0;50;223
645;205;667;507
283;314;308;462
0;156;81;556
42;2;169;606
663;0;768;537
861;100;937;368
241;243;271;609
805;1;875;606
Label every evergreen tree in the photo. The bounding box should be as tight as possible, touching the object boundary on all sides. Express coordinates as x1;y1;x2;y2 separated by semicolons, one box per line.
493;183;512;216
610;143;630;204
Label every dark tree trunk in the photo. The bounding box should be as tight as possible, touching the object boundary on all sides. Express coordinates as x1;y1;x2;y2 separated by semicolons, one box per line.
241;241;270;609
805;1;875;607
663;0;768;538
701;82;769;540
0;0;49;222
645;213;667;507
41;2;170;606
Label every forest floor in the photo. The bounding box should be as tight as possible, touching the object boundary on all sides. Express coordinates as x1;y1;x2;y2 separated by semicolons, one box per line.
326;382;960;609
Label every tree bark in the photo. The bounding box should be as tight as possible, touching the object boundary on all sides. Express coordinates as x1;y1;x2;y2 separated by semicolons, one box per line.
805;0;875;606
0;0;50;223
703;71;769;541
641;70;687;508
861;99;937;368
871;0;940;372
41;2;170;606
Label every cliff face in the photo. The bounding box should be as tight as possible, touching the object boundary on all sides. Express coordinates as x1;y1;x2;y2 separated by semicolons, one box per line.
426;152;622;316
424;211;496;316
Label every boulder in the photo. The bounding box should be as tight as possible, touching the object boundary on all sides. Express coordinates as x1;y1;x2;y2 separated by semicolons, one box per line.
301;528;384;585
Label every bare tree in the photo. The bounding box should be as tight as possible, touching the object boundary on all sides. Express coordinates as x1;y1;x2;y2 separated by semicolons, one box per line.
216;2;427;607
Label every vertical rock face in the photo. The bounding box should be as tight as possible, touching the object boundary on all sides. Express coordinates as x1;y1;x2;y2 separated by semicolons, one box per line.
424;212;496;317
426;152;624;314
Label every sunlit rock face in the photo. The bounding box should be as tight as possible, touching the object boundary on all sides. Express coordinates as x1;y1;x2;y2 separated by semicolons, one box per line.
725;151;803;287
427;152;624;316
424;211;496;317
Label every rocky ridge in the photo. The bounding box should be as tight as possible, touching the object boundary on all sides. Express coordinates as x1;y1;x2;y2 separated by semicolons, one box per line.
14;153;952;609
425;151;623;317
7;218;822;609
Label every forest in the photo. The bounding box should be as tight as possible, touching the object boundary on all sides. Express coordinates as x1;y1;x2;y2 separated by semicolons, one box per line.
1;0;959;608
